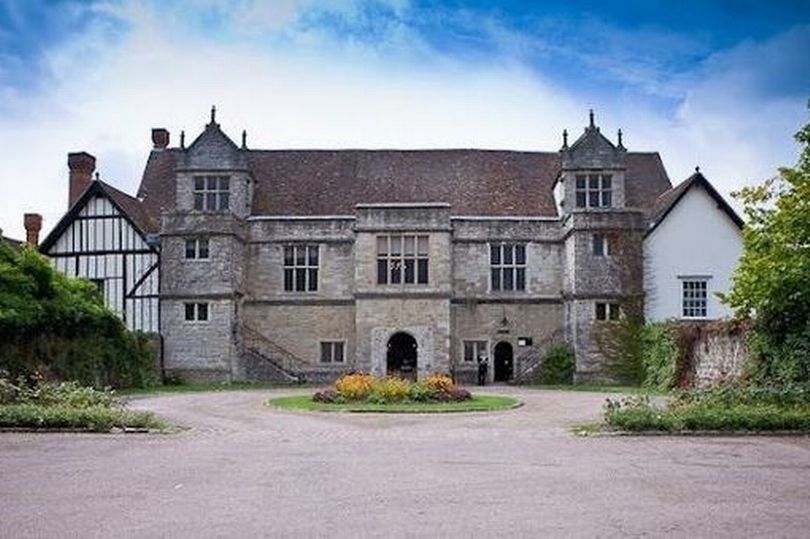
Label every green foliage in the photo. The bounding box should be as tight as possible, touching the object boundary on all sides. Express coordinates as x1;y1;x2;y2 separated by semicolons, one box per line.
640;323;678;390
674;382;810;407
271;394;517;413
724;113;810;384
597;309;646;385
0;243;157;388
0;375;164;431
408;382;437;402
535;344;575;384
0;375;118;408
0;404;163;432
603;385;810;432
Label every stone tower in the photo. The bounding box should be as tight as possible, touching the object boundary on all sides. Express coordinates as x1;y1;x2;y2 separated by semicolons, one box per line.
161;108;253;381
557;111;646;382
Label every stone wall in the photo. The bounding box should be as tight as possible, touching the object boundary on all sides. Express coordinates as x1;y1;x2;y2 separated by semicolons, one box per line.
687;321;750;387
241;302;356;373
162;298;236;382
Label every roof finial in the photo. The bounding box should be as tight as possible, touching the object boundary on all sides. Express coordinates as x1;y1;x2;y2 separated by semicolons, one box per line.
562;129;569;149
180;130;186;149
617;128;624;149
241;129;247;150
589;109;595;128
210;105;216;124
95;171;100;181
695;165;700;173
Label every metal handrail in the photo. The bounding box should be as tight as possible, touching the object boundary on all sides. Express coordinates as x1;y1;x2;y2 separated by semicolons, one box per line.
236;323;309;376
513;328;567;382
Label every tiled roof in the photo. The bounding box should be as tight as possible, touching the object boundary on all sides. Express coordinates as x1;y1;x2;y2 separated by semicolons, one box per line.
647;170;744;235
97;180;156;234
138;148;672;220
137;149;180;229
40;180;157;251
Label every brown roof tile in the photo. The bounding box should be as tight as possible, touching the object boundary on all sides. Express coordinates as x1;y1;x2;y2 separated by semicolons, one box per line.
137;148;672;219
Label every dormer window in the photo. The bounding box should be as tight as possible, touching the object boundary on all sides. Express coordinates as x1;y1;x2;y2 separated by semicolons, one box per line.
575;174;612;208
194;176;230;211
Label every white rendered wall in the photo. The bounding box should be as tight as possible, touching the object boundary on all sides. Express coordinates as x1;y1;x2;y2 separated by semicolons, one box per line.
644;185;742;321
47;194;160;332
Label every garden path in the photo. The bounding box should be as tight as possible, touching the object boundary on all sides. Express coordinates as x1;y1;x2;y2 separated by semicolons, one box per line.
1;387;809;537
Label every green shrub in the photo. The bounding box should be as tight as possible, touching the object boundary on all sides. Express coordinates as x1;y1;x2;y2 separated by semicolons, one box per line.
0;375;165;431
603;386;810;432
0;375;119;408
0;404;163;432
0;243;159;389
408;382;437;402
597;311;646;385
536;344;575;384
640;323;678;390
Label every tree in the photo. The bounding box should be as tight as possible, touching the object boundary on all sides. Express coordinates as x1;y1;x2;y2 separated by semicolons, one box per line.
0;242;157;388
724;108;810;383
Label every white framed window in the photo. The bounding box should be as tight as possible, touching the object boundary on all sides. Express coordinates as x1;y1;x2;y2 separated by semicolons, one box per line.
682;278;709;318
193;176;230;211
284;244;318;292
592;233;609;257
490;243;526;291
463;340;488;362
184;302;209;322
320;341;345;363
377;235;429;285
595;302;620;321
185;238;209;259
575;174;612;208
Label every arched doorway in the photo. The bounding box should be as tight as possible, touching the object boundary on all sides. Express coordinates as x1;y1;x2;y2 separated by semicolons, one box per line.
387;332;418;381
493;341;513;382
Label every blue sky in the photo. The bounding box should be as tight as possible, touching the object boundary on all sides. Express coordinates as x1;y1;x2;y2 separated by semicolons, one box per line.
1;0;809;237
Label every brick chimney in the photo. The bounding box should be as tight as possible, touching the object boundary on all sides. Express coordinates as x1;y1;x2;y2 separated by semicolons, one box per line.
152;128;170;149
68;152;96;208
23;213;43;246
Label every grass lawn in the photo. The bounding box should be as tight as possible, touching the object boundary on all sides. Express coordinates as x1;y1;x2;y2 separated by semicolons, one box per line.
268;394;521;413
119;381;297;397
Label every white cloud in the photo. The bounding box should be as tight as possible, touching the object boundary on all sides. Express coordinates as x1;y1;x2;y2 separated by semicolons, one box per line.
0;1;806;239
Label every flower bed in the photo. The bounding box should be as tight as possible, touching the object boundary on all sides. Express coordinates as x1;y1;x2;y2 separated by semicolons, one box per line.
0;374;166;432
315;373;471;405
269;373;520;413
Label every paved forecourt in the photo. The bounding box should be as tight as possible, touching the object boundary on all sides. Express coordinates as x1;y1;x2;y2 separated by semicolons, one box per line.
1;387;809;537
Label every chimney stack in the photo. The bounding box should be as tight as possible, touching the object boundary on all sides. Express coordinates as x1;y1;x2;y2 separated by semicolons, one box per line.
68;152;96;208
151;128;170;149
23;213;43;246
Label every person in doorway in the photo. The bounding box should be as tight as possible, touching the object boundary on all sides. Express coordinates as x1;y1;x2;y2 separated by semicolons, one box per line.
477;355;489;386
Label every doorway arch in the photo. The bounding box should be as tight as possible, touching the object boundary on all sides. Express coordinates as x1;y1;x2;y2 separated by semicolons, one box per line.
387;332;418;381
493;341;514;382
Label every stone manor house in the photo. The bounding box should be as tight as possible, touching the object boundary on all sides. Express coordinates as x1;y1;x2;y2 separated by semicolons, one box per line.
35;109;743;384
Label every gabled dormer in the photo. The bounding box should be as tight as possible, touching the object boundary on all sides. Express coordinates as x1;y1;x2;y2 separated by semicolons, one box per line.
174;107;253;219
554;110;627;215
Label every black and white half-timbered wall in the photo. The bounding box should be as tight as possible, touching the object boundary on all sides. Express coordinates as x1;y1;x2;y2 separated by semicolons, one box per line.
40;152;160;333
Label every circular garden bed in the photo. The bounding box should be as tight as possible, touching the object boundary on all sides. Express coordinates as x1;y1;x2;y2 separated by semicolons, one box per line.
268;373;521;413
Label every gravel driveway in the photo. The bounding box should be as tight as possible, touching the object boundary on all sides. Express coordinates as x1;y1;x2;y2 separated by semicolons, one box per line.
1;387;809;538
